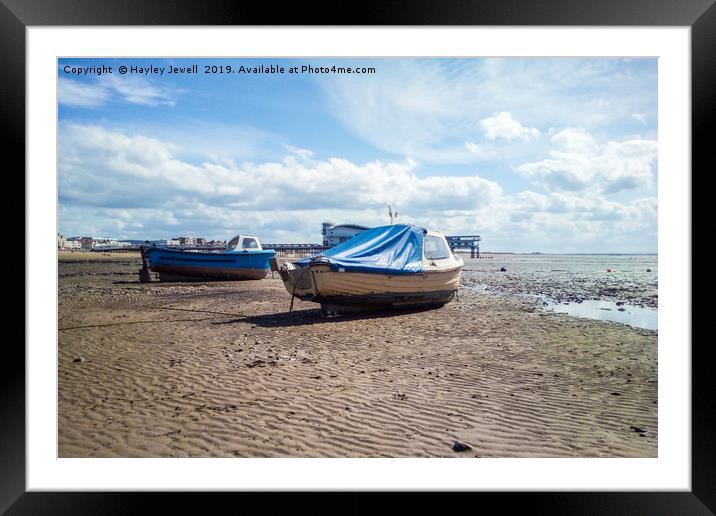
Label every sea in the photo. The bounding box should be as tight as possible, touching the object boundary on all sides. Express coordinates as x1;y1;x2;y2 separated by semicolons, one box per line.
460;254;658;331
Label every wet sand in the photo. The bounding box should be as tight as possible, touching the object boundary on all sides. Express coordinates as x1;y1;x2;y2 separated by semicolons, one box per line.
58;253;657;457
463;253;658;308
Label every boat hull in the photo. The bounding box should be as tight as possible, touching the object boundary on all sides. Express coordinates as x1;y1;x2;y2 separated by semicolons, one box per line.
147;248;275;282
317;290;456;313
276;261;461;313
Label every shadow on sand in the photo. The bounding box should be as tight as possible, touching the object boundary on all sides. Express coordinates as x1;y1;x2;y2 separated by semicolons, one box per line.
213;305;444;328
112;279;233;289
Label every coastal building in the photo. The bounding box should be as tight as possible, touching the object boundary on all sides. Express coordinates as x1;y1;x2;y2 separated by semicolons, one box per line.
165;239;180;246
196;237;207;245
79;236;94;250
321;222;371;247
65;240;81;250
57;233;66;249
93;240;131;249
178;236;196;246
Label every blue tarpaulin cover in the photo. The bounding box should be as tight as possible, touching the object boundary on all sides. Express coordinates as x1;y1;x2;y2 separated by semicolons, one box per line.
298;224;426;275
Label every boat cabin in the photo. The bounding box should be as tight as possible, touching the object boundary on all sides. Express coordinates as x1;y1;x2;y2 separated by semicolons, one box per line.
423;230;458;266
226;234;264;252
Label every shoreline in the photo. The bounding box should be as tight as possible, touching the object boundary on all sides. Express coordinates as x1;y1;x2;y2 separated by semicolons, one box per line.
463;285;658;332
58;256;657;458
58;251;658;330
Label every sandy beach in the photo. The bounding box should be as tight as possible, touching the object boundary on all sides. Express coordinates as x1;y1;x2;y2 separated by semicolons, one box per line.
58;252;657;458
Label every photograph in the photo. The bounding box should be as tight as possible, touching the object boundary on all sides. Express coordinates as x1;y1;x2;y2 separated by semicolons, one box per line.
56;56;659;459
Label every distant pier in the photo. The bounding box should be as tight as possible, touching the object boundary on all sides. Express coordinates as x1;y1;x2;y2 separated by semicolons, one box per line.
89;235;481;257
446;235;481;258
262;243;330;257
93;242;330;257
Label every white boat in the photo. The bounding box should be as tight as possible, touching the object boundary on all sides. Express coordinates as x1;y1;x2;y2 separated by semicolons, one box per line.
272;224;463;315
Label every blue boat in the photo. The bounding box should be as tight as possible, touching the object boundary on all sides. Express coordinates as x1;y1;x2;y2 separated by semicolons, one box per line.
144;234;276;281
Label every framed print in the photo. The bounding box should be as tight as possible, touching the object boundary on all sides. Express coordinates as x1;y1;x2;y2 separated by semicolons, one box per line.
8;0;713;512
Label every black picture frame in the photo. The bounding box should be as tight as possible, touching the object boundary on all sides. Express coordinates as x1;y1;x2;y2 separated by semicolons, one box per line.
6;0;712;513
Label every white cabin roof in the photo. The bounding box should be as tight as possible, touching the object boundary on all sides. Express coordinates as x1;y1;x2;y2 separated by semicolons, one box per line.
227;234;263;251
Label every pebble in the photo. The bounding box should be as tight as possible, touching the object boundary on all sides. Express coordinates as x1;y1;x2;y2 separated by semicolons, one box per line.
452;441;472;452
72;356;86;363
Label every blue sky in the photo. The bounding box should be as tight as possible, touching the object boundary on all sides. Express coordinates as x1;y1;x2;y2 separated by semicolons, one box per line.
58;57;657;252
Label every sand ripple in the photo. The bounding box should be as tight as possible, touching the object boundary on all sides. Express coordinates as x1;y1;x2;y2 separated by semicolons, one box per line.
59;257;657;457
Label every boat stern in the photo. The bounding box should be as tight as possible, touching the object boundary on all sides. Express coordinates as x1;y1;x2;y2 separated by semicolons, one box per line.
275;259;319;299
269;256;280;272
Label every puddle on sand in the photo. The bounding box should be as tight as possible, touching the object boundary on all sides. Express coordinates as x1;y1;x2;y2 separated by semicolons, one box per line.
542;299;657;331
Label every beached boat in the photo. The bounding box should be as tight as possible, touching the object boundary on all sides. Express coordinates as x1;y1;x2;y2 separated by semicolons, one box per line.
145;234;276;281
272;224;463;315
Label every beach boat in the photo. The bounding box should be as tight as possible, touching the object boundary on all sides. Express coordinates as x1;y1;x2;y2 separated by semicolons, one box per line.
272;224;463;315
145;234;276;281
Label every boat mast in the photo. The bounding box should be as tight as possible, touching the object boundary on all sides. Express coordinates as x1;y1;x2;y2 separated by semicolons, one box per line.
387;204;399;224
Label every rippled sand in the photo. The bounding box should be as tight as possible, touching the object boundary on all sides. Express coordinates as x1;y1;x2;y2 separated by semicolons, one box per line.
58;254;657;457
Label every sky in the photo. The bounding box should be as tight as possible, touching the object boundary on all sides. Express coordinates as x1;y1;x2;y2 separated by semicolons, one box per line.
57;58;658;253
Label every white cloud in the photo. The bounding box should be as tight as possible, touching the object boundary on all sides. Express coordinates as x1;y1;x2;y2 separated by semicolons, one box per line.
517;128;657;193
59;124;502;237
283;144;314;159
482;191;658;252
319;59;656;163
479;112;540;141
58;124;657;252
58;76;177;108
103;75;176;106
464;142;481;154
463;141;494;160
463;141;497;160
58;77;110;108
